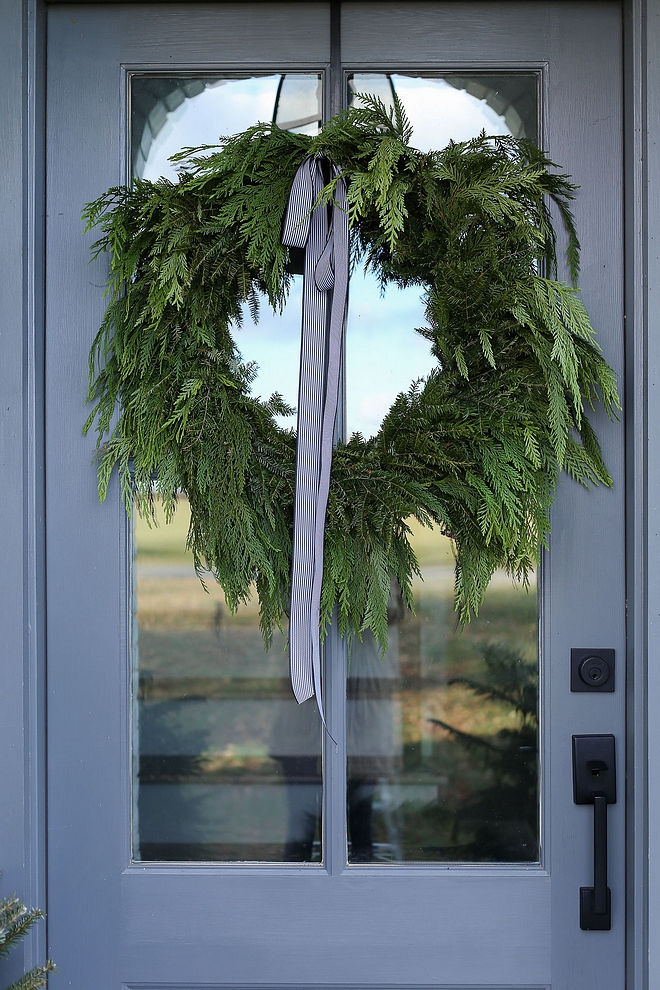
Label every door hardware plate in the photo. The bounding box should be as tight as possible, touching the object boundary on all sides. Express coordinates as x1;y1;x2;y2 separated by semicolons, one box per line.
572;734;616;803
573;735;616;931
580;886;612;930
571;648;615;692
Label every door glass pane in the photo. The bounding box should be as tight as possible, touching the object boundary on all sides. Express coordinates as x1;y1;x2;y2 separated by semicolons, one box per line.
345;73;540;864
131;74;323;863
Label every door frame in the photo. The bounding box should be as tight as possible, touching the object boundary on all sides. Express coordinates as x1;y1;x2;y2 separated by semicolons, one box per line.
0;0;654;986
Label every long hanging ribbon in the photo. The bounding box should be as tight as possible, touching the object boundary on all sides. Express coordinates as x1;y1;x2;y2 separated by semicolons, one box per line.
281;156;349;728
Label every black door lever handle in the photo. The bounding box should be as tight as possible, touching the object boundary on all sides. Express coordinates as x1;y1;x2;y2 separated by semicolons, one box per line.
572;734;616;930
592;793;608;916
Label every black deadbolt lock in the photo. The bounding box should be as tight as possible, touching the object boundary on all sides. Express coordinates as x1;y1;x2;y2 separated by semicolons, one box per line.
571;648;614;692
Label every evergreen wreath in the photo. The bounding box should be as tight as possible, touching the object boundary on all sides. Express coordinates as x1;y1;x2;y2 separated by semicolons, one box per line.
83;96;619;654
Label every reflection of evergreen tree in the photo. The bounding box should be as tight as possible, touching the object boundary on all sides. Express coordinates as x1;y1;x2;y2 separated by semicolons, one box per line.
138;695;207;782
137;690;210;861
429;643;538;861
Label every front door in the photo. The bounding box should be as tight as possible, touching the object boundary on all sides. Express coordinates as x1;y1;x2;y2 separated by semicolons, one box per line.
45;3;625;988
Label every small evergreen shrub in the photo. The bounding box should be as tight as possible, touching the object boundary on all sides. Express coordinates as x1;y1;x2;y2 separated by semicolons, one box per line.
0;894;55;990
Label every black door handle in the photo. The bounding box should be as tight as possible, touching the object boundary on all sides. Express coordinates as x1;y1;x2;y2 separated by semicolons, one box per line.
592;793;608;916
572;734;616;930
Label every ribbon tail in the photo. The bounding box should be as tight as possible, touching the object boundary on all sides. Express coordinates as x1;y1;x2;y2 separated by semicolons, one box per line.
310;616;337;750
288;157;326;707
285;158;348;751
307;174;348;747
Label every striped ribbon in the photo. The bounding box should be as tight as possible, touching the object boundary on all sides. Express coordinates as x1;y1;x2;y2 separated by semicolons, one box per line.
281;156;349;727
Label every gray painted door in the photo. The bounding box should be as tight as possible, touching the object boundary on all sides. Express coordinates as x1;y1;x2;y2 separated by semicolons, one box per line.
45;3;625;988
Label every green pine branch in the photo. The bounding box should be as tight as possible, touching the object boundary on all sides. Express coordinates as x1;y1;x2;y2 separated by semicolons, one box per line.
0;895;56;990
82;94;620;654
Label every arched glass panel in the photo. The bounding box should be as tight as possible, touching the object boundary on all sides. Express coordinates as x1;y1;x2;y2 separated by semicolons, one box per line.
131;74;323;863
344;73;540;864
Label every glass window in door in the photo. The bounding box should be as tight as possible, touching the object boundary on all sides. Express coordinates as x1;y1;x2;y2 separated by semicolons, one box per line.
343;73;540;864
131;73;324;863
130;69;541;867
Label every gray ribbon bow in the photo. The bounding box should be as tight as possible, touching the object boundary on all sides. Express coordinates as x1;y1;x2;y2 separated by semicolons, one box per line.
281;156;349;726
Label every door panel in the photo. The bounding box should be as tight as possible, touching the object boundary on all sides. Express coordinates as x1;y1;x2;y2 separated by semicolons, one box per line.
45;3;624;988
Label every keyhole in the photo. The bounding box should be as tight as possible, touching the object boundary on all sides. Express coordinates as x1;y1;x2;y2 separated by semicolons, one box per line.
587;759;608;779
578;655;611;688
